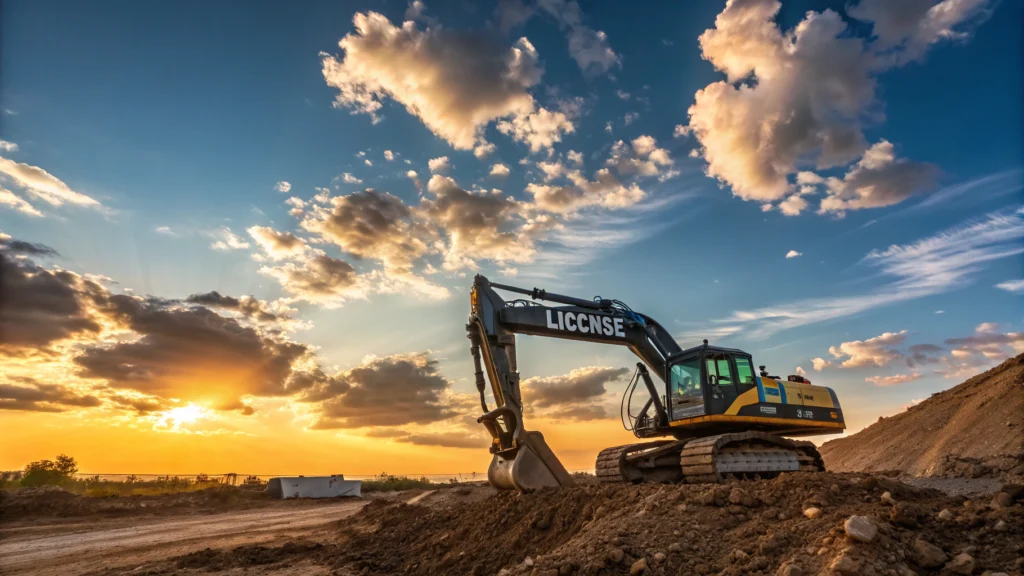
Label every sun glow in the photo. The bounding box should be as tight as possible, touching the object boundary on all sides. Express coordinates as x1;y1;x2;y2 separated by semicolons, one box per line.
158;404;207;429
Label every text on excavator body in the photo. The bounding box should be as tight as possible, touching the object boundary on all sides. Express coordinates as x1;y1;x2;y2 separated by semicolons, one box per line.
545;310;626;337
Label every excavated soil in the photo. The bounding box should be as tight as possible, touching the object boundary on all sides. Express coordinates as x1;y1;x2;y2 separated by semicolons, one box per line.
132;472;1023;576
820;354;1024;482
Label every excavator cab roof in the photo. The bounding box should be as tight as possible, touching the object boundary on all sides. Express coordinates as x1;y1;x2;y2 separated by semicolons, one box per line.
671;343;750;359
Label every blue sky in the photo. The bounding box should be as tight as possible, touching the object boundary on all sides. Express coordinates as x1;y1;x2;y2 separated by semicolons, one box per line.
1;0;1022;471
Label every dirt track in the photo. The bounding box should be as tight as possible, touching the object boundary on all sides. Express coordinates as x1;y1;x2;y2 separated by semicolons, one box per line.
0;498;369;575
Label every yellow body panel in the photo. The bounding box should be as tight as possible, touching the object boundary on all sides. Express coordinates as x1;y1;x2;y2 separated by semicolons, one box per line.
670;414;845;429
724;387;760;415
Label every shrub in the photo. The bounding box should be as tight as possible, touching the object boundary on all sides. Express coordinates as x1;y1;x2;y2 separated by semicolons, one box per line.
361;472;434;492
21;454;78;487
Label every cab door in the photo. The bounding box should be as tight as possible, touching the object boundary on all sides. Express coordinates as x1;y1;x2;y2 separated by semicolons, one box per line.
704;352;738;415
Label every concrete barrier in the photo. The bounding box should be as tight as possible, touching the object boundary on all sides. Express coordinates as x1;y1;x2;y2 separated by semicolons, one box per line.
267;475;362;499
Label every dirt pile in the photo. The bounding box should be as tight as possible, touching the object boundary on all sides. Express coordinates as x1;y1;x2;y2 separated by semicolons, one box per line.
318;473;1021;575
820;354;1024;481
0;485;270;520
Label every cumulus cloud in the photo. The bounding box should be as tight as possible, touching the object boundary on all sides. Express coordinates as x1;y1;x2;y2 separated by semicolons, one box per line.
321;11;542;150
274;181;292;193
907;343;944;367
406;170;423;193
785;250;802;259
340;173;363;185
0;379;101;412
384;150;395;161
0;140;18;152
474;142;497;159
537;0;620;74
521;366;628;420
489;163;511;178
811;357;832;371
682;0;986;213
865;372;922;386
818;140;940;215
210;227;250;251
185;291;289;323
496;107;575;153
826;330;908;368
259;253;362;306
537;161;565;181
0;156;100;207
0;187;43;216
526;169;644;213
429;156;451;173
301;189;433;273
605;136;673;178
567;150;584;166
246;226;306;260
421;175;534;270
307;353;455;429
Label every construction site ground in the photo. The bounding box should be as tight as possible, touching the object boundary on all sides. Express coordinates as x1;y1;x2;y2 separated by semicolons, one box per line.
2;474;1021;576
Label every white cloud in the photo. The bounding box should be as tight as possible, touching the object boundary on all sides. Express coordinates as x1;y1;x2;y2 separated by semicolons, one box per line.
474;142;497;159
623;112;639;126
682;0;986;212
537;0;620;75
428;156;450;173
778;194;808;216
616;90;630;100
673;124;691;138
604;121;613;134
994;279;1024;294
489;163;511;178
406;170;423;193
247;226;307;260
537;161;565;181
567;150;583;167
285;196;306;216
496;107;575;153
498;267;518;276
526;168;644;213
210;227;251;251
404;0;425;21
865;372;921;386
848;0;992;66
939;322;1024;378
785;250;802;259
340;172;363;184
606;136;673;178
364;159;373;167
0;187;43;216
154;226;176;236
0;156;100;207
811;358;832;371
321;11;542;150
818;140;939;215
274;181;292;193
0;140;18;152
794;366;807;376
827;330;908;368
384;150;395;161
716;208;1024;337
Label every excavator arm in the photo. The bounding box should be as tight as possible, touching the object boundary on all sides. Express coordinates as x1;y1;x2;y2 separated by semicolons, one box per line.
467;274;683;490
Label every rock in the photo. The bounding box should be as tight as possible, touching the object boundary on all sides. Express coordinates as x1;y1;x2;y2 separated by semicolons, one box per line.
831;554;860;576
844;515;878;543
803;507;822;519
913;539;947;569
881;491;897;505
994;520;1007;531
938;509;954;521
629;558;646;575
668;543;681;553
653;552;666;562
780;563;805;576
537;570;559;576
524;557;535;567
993;492;1012;508
946;553;975;575
890;503;920;527
730;550;748;562
830;484;842;495
894;564;917;576
607;549;624;564
558;563;574;576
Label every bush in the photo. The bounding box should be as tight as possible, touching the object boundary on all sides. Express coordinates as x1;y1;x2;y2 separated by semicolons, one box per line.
21;454;78;487
361;473;434;493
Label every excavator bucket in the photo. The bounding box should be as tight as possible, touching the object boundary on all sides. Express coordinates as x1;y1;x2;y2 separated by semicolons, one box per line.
486;430;574;491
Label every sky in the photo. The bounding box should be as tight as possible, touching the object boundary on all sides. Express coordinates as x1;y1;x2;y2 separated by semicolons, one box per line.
1;0;1022;477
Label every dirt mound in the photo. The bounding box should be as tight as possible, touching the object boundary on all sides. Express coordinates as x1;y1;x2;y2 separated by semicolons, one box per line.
326;472;1022;575
0;485;270;521
820;354;1024;480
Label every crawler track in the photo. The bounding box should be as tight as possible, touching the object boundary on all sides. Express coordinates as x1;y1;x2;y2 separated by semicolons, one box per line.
595;432;826;485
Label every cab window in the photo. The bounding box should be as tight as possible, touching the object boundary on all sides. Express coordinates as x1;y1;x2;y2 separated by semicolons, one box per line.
735;357;755;386
705;353;735;387
670;358;701;399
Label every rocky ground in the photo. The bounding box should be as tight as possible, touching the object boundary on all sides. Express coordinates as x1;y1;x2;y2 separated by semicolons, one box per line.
97;472;1023;576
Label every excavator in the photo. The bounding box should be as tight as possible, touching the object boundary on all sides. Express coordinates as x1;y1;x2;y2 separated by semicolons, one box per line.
467;275;846;491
